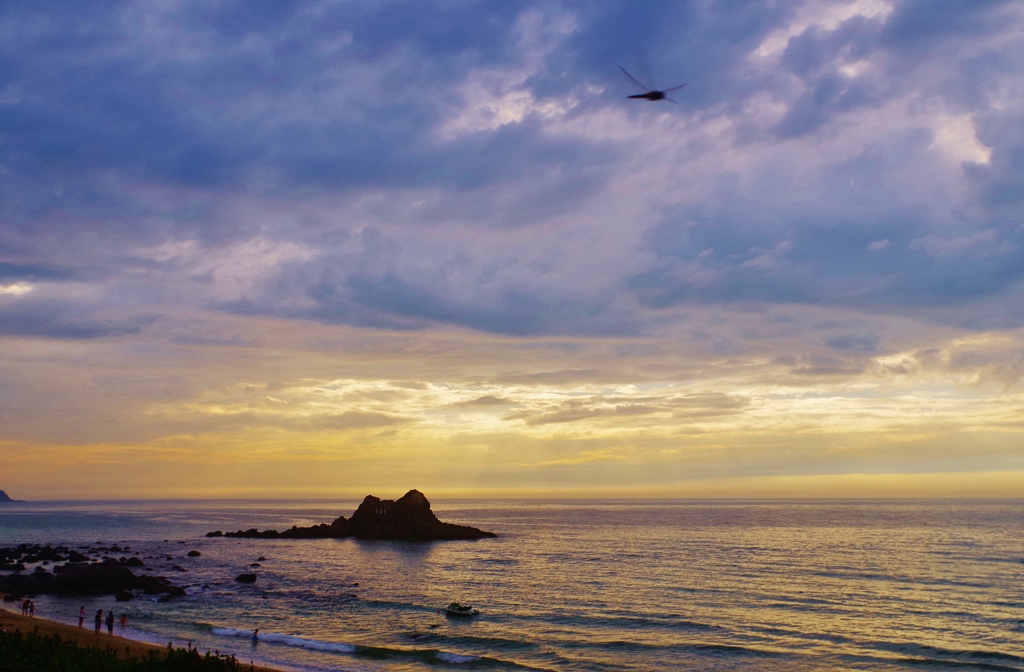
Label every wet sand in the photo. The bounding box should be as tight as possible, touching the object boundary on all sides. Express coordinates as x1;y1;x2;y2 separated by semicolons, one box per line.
0;604;284;671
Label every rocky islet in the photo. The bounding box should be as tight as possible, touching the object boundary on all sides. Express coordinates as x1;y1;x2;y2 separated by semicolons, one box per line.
207;489;496;541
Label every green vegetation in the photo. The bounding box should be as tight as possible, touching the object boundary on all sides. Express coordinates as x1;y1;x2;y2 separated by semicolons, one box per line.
0;630;249;672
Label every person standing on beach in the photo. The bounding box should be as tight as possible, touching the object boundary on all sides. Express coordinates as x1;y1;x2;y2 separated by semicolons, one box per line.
94;609;103;635
79;606;86;628
105;610;114;635
29;601;34;617
120;614;127;629
21;598;29;616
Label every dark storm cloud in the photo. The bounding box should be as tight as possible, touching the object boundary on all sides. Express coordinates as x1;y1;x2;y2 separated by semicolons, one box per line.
343;271;622;336
881;0;1018;48
633;197;1024;316
775;16;885;137
0;263;74;283
971;104;1024;216
242;256;634;336
1;0;1024;339
826;334;880;352
0;1;593;209
0;298;155;339
630;2;1024;321
534;1;793;111
0;0;627;337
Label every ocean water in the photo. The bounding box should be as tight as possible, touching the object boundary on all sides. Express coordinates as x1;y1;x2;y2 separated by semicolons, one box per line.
1;499;1023;671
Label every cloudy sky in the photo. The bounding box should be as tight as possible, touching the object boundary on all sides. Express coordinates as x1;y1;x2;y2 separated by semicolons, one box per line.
2;0;1023;498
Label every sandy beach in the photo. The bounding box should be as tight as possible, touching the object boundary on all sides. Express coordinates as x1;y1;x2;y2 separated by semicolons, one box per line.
0;603;284;672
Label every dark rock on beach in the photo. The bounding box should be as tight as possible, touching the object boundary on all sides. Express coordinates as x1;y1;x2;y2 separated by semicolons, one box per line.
235;573;258;583
211;489;494;541
186;550;201;557
158;586;188;602
0;544;182;599
2;544;68;566
8;544;68;565
0;557;177;599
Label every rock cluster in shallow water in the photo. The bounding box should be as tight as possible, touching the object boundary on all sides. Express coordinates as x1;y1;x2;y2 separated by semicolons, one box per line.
0;545;177;600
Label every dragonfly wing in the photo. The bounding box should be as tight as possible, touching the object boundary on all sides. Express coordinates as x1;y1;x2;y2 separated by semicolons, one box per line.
619;66;650;92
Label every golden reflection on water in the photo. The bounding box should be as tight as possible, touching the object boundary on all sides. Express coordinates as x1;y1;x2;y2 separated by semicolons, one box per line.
3;499;1023;671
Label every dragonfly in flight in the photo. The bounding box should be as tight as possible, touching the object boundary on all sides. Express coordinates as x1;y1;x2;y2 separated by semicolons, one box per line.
619;66;686;102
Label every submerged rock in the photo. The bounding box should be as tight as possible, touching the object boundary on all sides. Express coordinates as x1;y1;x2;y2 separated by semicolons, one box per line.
235;573;257;583
158;586;189;602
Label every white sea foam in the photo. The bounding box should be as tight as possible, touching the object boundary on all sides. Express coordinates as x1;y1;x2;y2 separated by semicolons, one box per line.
211;627;357;653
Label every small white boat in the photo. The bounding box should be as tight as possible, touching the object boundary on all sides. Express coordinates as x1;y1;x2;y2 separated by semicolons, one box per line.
444;602;478;616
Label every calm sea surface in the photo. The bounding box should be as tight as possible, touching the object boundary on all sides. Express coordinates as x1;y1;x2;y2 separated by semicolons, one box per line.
1;499;1023;671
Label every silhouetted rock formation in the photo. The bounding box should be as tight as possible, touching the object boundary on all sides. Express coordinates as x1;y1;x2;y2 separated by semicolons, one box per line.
208;515;350;539
0;557;176;600
1;544;69;569
209;490;494;541
0;490;21;503
0;544;182;599
350;490;496;540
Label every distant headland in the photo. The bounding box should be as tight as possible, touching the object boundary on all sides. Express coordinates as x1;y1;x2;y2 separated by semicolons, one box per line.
0;490;22;503
207;489;496;541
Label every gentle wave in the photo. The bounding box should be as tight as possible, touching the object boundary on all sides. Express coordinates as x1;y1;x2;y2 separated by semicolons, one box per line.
211;626;504;666
543;611;718;632
8;500;1024;672
212;627;357;653
877;641;1024;665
